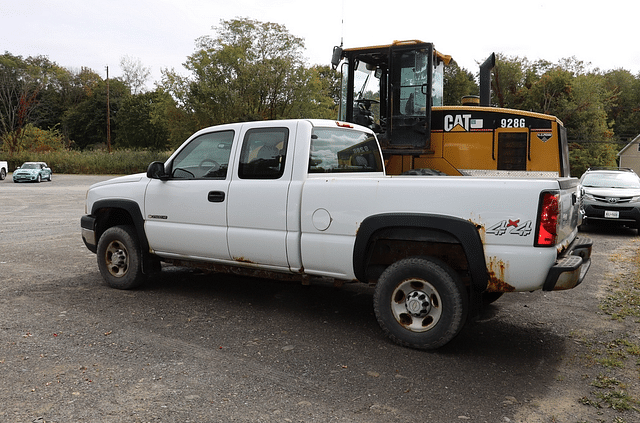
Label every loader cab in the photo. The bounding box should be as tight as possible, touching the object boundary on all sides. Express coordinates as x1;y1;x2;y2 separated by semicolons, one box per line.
332;41;450;154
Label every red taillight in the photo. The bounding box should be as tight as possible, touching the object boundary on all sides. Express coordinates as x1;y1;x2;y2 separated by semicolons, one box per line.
536;192;559;246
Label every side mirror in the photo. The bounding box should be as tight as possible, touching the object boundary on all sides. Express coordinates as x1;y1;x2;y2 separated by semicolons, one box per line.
331;45;343;70
147;161;169;180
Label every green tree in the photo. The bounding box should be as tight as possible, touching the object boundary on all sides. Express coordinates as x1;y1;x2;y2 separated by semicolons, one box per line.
0;53;42;153
188;18;307;123
161;18;338;132
157;68;202;147
0;53;105;152
116;90;170;150
443;60;478;106
604;69;640;143
62;77;129;149
564;72;618;176
491;54;529;108
275;65;340;119
521;67;573;115
563;72;615;142
569;141;618;177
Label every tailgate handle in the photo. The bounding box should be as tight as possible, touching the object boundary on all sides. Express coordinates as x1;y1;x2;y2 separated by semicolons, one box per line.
208;191;225;203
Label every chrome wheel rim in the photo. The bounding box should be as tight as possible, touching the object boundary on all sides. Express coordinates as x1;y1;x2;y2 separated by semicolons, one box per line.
390;279;442;332
104;240;129;278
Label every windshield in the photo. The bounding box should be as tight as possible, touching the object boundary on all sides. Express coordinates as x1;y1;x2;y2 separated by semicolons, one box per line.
353;63;379;101
342;61;381;127
21;163;39;169
582;172;640;189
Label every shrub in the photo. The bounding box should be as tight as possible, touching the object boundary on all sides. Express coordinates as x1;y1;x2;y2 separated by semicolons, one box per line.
1;124;66;154
6;149;171;174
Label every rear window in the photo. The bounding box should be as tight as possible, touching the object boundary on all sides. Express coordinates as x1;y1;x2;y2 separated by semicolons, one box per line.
309;128;383;173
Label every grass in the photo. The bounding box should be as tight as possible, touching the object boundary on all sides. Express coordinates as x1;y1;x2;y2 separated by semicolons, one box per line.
578;241;640;416
4;149;172;175
599;244;640;322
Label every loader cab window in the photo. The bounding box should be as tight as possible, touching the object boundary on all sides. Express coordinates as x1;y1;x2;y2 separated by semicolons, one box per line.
395;50;429;116
388;48;433;148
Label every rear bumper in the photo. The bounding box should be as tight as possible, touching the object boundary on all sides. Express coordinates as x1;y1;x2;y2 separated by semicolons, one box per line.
542;236;593;291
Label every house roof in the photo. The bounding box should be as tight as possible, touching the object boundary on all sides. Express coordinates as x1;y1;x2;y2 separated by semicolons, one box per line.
617;134;640;156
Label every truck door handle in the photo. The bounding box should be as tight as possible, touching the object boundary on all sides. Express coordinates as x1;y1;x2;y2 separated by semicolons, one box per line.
208;191;225;202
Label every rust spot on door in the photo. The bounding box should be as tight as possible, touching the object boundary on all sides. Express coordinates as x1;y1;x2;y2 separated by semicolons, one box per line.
233;257;255;264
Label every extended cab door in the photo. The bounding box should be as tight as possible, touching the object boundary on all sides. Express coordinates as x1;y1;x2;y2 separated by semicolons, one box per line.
226;122;297;268
144;128;237;259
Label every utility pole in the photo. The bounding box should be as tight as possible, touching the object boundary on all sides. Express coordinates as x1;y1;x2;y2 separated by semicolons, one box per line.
106;66;111;153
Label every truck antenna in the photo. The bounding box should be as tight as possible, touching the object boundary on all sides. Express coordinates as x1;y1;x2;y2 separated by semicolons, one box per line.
340;0;345;47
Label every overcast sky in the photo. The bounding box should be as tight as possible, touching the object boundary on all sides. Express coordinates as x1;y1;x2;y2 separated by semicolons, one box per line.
2;0;640;87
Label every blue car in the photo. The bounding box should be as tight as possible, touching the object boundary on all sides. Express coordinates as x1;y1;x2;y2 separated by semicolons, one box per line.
13;162;52;183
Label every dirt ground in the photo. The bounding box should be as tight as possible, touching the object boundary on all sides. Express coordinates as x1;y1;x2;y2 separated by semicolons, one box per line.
1;175;639;423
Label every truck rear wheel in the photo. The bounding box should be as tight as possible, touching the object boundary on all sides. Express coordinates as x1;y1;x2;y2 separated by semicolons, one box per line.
97;225;146;290
373;257;467;350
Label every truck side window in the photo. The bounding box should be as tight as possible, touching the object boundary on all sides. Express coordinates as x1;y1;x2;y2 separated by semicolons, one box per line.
309;128;383;173
170;130;234;179
238;128;289;179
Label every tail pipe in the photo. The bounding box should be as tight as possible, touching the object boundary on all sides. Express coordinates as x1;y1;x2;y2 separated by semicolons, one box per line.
479;53;495;107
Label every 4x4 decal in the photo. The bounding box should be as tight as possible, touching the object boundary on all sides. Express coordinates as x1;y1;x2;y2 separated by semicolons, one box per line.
487;219;533;237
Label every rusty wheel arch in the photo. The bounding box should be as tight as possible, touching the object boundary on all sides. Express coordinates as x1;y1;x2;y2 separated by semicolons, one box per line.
353;213;489;293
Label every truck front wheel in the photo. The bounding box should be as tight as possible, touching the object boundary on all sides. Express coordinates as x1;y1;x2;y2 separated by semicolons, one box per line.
373;257;467;350
97;225;146;290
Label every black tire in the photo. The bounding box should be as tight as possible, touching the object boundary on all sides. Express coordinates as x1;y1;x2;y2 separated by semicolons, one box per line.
36;174;41;183
96;225;146;289
373;257;468;350
0;168;6;180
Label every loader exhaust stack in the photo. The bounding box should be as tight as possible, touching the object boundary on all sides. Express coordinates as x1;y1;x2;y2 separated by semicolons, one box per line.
479;53;496;107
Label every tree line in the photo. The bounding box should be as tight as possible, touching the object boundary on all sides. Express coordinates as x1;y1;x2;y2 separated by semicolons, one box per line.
1;18;639;175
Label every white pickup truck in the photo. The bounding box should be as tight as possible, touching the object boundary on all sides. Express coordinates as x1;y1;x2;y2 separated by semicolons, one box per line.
0;160;7;180
81;119;592;349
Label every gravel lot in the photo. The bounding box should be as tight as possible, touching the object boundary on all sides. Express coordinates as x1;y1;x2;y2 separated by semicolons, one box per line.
1;174;639;423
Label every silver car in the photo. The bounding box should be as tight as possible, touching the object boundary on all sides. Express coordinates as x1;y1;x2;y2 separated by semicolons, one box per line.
580;168;640;232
